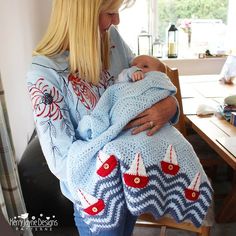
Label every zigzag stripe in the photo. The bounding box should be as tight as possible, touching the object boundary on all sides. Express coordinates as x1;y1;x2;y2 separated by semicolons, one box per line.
90;200;126;233
126;196;208;227
125;184;212;209
121;166;191;188
124;179;212;208
123;164;212;189
78;169;126;230
95;176;122;196
126;191;209;217
125;166;213;202
122;166;212;227
200;184;214;200
147;167;194;184
78;186;125;228
78;161;213;230
86;196;125;225
85;178;211;228
125;180;211;210
127;192;210;225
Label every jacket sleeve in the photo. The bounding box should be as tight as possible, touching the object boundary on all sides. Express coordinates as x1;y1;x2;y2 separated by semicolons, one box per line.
169;96;180;125
26;62;81;182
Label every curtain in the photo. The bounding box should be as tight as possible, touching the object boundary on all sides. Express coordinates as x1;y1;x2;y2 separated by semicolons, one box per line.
0;76;32;236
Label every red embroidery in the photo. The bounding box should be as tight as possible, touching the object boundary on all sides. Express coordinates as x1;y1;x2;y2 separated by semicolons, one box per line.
29;78;63;120
68;74;99;110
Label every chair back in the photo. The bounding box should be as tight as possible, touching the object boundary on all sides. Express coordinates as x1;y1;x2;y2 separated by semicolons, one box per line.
165;66;186;136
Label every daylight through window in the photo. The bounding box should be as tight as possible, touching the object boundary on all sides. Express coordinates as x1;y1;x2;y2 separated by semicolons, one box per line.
118;0;234;58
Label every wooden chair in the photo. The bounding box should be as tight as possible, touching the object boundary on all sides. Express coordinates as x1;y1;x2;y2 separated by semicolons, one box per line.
166;67;223;179
166;66;222;180
135;66;214;236
165;66;186;136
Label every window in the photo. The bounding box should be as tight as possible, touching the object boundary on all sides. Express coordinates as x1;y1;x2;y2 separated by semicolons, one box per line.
118;0;235;58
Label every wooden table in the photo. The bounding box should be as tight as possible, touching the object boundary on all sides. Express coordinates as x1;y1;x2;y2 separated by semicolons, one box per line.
179;74;236;223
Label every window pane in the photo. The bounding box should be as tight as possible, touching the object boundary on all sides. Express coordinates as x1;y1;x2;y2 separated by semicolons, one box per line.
119;0;229;58
119;0;149;54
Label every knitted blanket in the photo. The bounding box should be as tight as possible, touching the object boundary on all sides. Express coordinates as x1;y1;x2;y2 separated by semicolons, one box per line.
66;71;213;233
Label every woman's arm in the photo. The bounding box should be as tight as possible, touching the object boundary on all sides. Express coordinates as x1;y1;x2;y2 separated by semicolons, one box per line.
27;61;79;182
125;96;178;136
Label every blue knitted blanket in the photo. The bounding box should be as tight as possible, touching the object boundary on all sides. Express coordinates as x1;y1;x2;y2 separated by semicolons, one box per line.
66;71;213;233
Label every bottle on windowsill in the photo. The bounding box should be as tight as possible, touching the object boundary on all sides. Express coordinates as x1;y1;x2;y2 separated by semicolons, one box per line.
167;24;178;58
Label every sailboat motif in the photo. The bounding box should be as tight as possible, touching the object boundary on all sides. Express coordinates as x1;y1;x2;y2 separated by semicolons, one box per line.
161;145;180;175
96;150;118;177
123;152;149;188
185;172;201;201
77;189;105;215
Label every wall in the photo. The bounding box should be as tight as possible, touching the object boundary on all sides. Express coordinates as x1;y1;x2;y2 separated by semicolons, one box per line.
0;0;52;162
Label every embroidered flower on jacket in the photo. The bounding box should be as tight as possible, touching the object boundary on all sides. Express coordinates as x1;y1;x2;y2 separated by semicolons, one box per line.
28;78;63;120
68;74;99;110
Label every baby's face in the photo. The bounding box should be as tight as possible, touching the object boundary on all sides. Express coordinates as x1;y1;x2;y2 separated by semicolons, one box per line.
131;55;160;73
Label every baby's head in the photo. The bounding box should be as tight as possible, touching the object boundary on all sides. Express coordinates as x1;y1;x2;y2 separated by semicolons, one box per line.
131;55;166;74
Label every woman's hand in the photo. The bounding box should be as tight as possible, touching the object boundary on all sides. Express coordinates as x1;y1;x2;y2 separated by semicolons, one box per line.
125;96;177;136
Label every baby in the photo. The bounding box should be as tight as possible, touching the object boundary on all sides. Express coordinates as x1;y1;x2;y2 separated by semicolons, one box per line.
116;55;166;83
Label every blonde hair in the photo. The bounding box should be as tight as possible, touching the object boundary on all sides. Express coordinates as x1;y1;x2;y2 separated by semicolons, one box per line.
33;0;135;85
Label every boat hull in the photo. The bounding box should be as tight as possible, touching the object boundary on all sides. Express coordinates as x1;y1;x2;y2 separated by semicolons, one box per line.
123;174;149;188
83;199;105;215
184;189;200;201
97;155;118;177
161;161;180;175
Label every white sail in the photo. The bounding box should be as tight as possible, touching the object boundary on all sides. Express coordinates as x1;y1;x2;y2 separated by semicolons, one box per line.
96;150;110;168
77;189;98;208
163;145;178;165
126;152;147;176
188;172;201;191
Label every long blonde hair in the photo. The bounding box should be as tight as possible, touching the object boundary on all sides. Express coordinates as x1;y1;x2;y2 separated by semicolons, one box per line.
33;0;135;85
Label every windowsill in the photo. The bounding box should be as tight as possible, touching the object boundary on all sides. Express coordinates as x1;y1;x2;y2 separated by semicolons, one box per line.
162;56;227;61
161;57;227;75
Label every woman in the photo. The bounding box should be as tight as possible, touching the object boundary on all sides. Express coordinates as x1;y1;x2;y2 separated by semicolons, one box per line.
27;0;177;235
